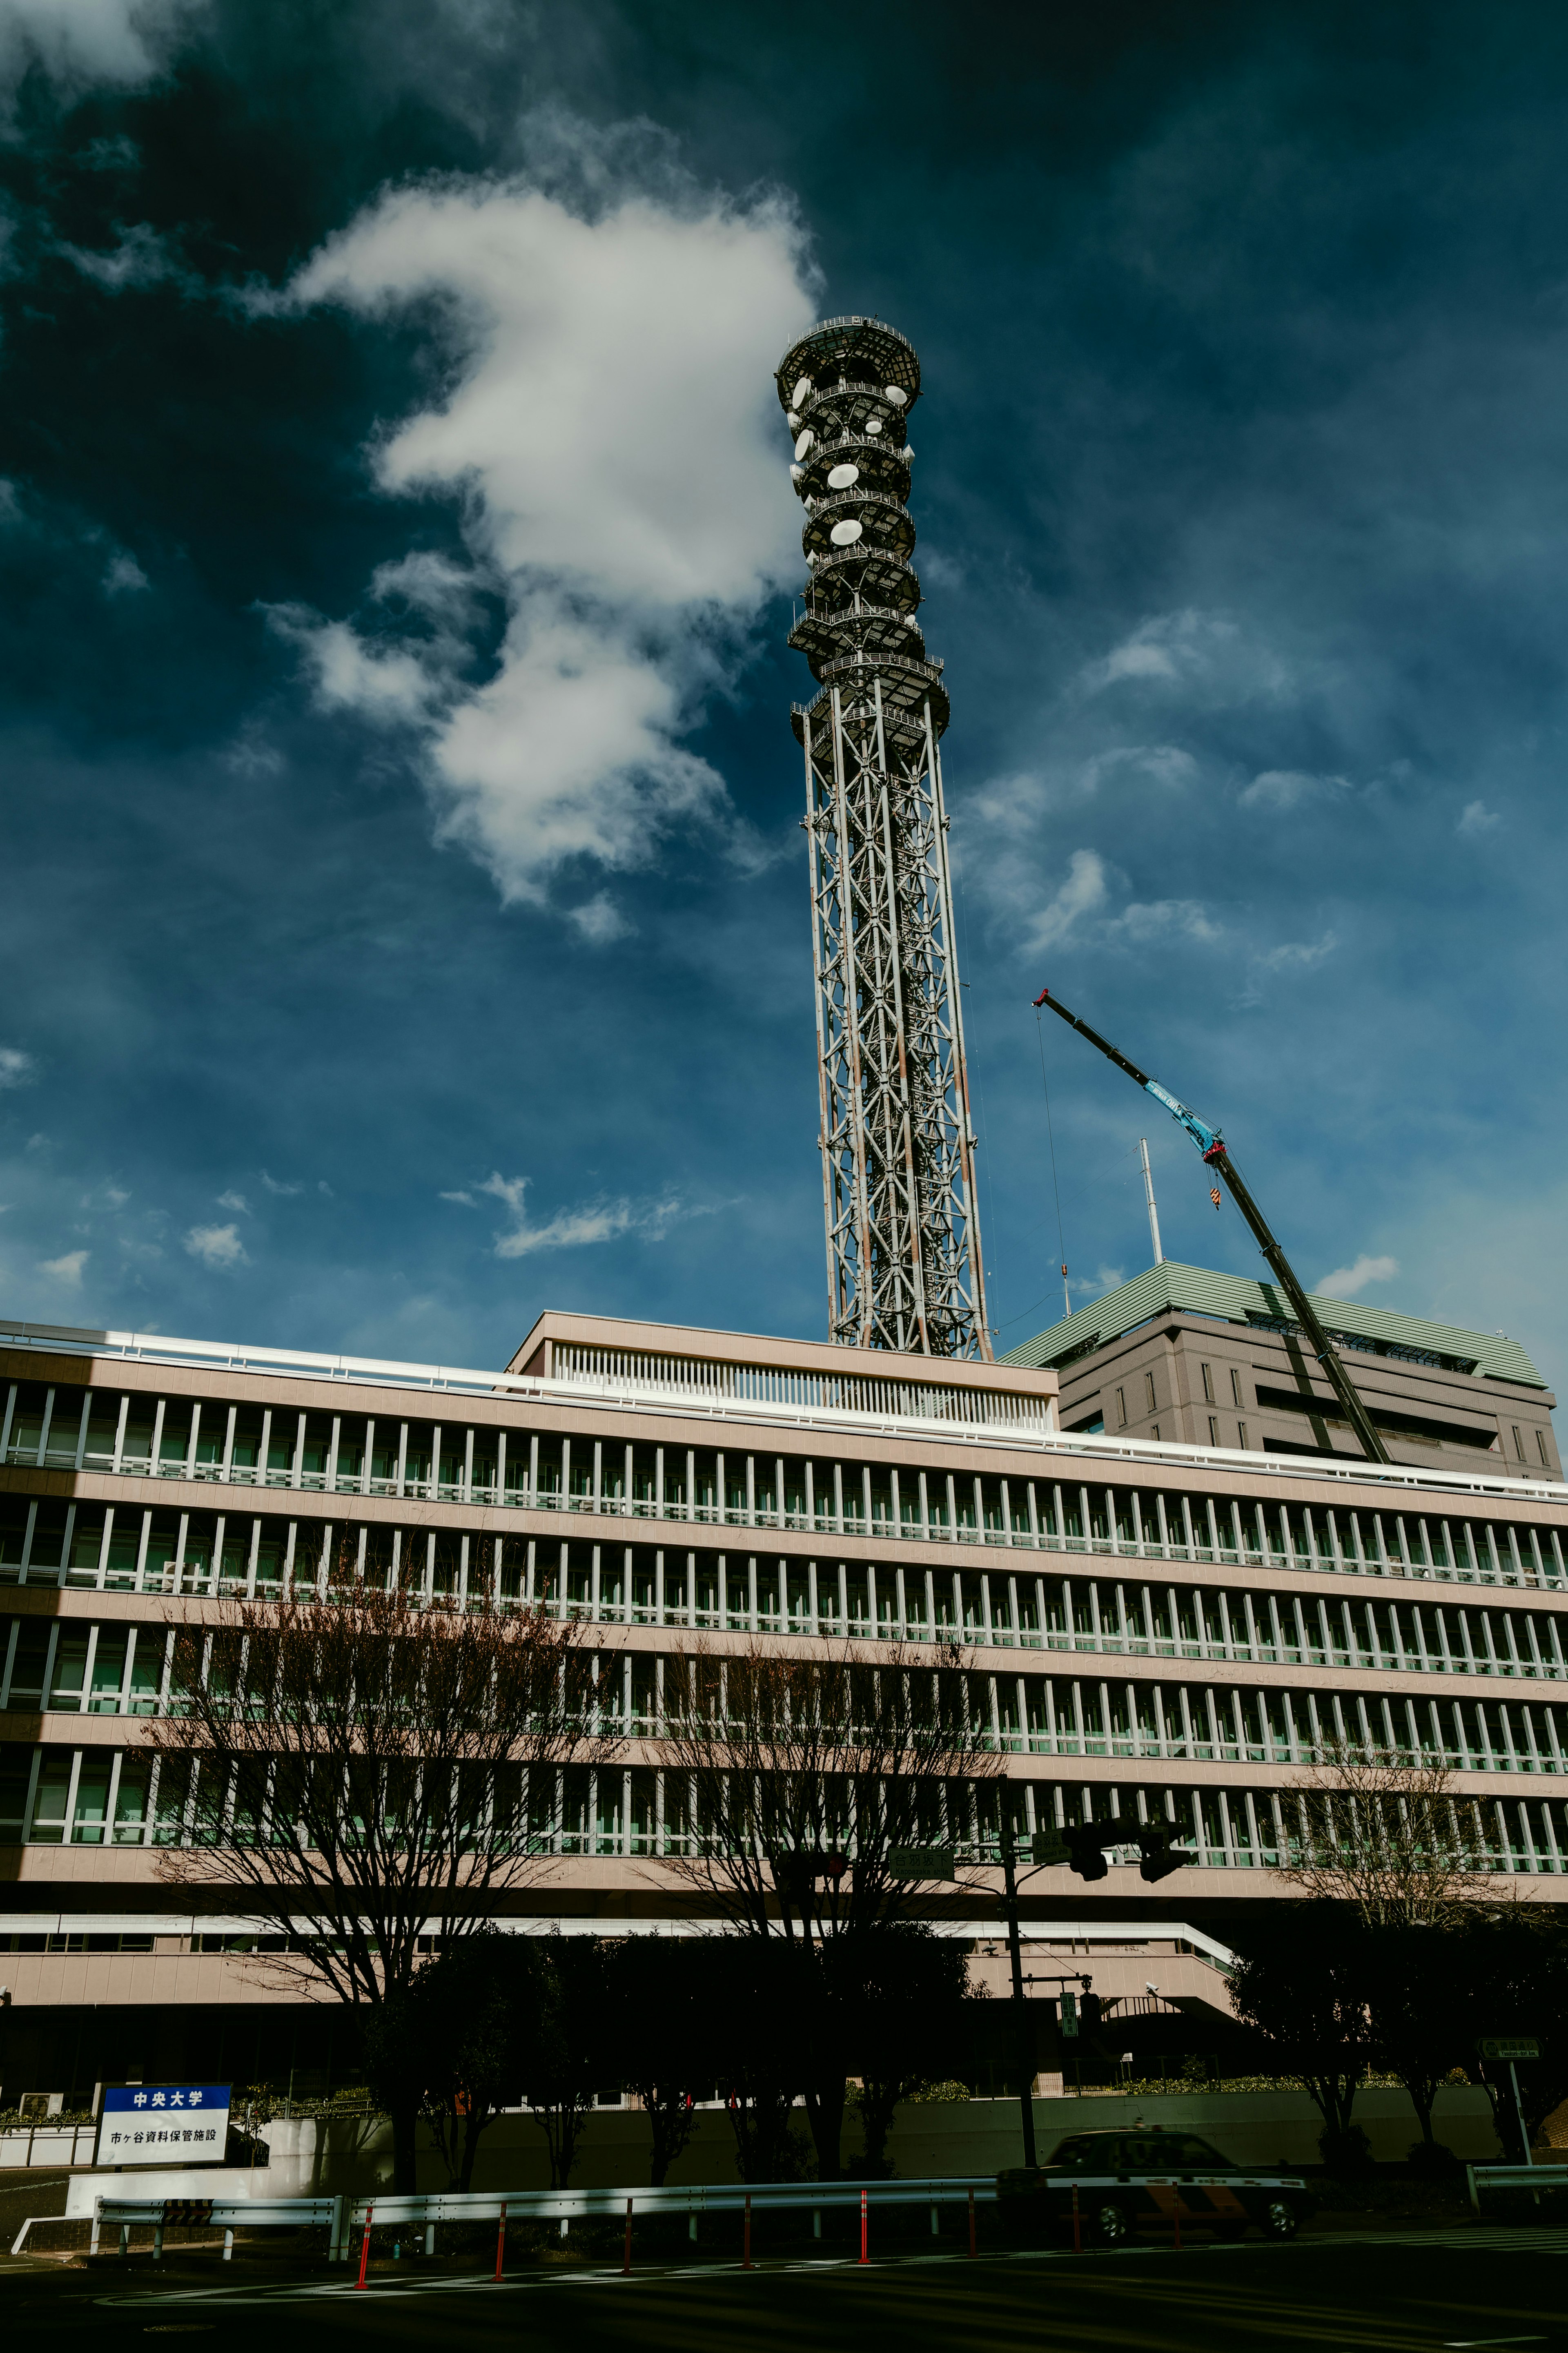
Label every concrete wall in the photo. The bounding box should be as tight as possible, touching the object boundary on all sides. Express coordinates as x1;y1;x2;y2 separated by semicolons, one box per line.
232;2083;1501;2197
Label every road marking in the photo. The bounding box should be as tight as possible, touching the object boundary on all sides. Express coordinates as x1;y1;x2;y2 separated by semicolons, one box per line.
88;2225;1568;2313
1442;2340;1549;2347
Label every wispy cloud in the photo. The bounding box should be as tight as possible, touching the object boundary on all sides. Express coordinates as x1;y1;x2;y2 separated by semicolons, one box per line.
0;1046;35;1089
216;1190;249;1213
1022;848;1110;951
260;1171;303;1195
1241;768;1350;810
1111;898;1220;943
1458;799;1501;835
479;1171;686;1260
60;221;200;295
101;551;149;595
1317;1252;1399;1298
184;1221;247;1268
1256;932;1338;972
1080;609;1289;704
40;1248;88;1285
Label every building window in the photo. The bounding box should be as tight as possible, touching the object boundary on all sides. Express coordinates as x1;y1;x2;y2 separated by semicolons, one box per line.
1237;1421;1249;1449
1201;1364;1215;1403
1514;1426;1526;1461
1150;1424;1160;1441
1144;1370;1157;1412
1207;1415;1219;1444
1230;1368;1244;1407
1540;1431;1552;1468
1115;1387;1128;1429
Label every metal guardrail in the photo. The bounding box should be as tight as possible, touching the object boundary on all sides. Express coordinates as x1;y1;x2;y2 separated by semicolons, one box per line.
1467;2163;1568;2207
77;2176;998;2266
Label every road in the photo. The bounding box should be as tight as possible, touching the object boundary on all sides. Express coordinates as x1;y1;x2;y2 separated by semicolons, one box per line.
3;2230;1566;2353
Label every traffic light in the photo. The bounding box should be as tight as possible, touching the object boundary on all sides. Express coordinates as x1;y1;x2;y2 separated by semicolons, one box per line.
1137;1829;1194;1882
1063;1824;1110;1881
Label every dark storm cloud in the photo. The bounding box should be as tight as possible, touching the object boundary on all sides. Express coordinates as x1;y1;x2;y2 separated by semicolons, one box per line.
0;0;1565;1386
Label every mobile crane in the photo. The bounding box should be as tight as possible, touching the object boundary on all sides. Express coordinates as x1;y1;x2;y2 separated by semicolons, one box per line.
1033;985;1391;1467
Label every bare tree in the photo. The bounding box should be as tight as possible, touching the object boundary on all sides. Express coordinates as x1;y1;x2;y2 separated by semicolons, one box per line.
654;1635;1000;2175
1273;1735;1492;1927
143;1535;621;2185
657;1637;1001;1943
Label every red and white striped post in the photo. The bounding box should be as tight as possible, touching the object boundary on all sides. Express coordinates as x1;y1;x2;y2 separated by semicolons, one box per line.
1071;2185;1081;2254
355;2203;374;2290
493;2200;507;2282
859;2186;868;2264
622;2198;633;2274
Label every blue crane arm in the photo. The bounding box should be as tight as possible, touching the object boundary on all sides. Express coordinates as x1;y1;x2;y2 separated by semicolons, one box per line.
1031;983;1392;1465
1032;990;1222;1159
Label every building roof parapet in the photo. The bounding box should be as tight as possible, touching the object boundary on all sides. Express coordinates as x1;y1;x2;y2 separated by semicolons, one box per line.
1002;1261;1547;1391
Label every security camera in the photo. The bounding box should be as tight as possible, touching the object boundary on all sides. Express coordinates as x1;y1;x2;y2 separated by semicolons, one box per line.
1145;1981;1158;1994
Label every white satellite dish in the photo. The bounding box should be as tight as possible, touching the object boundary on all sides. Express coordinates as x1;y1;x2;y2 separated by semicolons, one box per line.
793;375;812;406
830;519;864;546
795;430;814;461
827;462;860;489
884;385;907;406
865;418;884;436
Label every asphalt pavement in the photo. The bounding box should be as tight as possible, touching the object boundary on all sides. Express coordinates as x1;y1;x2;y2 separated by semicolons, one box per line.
3;2229;1567;2353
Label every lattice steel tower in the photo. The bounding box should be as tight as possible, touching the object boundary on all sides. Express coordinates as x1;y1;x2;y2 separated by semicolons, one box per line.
777;315;991;1361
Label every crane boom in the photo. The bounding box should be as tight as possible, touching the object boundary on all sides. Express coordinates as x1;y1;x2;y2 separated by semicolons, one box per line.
1033;986;1392;1468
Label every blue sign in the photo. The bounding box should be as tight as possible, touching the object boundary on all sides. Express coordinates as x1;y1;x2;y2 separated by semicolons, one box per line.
96;2083;232;2168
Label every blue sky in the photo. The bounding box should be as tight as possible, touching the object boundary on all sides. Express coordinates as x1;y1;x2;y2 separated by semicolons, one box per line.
1;0;1566;1389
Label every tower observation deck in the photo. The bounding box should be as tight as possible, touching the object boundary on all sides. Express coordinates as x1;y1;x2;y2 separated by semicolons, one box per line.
777;315;991;1361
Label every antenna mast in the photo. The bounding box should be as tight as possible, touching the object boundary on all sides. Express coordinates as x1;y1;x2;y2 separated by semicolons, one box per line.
777;316;990;1359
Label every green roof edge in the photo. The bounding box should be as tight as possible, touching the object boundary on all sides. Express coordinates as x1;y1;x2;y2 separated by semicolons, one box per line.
998;1261;1546;1389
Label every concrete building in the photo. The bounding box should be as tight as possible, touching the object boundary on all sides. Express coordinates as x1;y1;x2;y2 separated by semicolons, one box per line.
5;1299;1568;2106
1002;1262;1560;1481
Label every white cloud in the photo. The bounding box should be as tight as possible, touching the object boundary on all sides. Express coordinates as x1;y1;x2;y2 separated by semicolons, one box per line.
278;130;816;905
1082;609;1289;704
102;551;149;595
1022;848;1110;951
1111;898;1220;943
439;1189;476;1206
40;1248;87;1285
1241;768;1350;810
184;1221;247;1268
479;1169;684;1259
216;1190;249;1213
0;0;201;92
1256;931;1338;971
1083;743;1198;792
0;1045;35;1088
568;891;633;945
259;1171;303;1195
61;221;196;294
1317;1253;1399;1298
1458;798;1501;835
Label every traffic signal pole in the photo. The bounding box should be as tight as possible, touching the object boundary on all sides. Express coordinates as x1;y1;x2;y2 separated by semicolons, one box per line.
999;1830;1038;2169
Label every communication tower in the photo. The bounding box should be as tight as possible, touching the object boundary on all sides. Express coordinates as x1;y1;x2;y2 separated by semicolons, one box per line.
776;315;990;1360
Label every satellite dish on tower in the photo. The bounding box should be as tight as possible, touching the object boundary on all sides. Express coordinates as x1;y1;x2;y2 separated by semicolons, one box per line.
830;519;864;546
795;431;815;461
793;375;812;406
827;463;860;489
884;385;907;406
865;419;884;436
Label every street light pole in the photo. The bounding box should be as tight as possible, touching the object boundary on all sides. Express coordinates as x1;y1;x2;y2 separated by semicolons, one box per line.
999;1829;1038;2170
